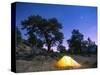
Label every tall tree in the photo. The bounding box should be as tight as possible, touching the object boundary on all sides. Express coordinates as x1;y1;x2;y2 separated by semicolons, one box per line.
21;15;64;52
87;37;97;54
57;45;67;54
81;40;88;54
16;27;22;44
67;29;83;54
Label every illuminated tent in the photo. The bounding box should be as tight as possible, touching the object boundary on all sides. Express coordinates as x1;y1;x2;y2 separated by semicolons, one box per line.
54;56;81;68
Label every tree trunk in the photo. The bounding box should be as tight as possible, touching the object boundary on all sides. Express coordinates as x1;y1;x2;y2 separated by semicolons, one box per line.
47;43;51;52
43;32;52;52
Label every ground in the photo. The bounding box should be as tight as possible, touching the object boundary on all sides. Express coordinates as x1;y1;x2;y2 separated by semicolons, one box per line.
16;54;97;73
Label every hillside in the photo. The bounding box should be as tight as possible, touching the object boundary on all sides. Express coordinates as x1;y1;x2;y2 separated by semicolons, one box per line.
15;40;97;72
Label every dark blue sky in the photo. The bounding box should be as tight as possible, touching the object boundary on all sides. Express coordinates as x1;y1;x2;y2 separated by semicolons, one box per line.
16;2;97;49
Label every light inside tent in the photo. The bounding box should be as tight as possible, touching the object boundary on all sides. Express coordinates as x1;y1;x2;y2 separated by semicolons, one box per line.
54;56;81;68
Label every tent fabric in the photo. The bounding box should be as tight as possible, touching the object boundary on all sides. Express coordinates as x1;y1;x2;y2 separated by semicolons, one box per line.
54;56;81;68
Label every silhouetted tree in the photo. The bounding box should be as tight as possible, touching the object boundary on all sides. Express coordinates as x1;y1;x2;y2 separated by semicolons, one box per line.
21;15;64;52
57;45;67;54
27;32;37;46
67;29;83;54
81;40;88;55
80;37;97;56
87;37;97;55
27;32;44;48
87;38;92;55
16;27;22;44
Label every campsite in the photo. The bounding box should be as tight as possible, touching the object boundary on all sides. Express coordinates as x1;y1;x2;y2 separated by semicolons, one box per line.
15;2;97;72
16;40;97;72
16;53;97;72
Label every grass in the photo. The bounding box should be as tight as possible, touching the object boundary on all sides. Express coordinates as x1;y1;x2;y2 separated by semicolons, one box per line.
16;54;97;73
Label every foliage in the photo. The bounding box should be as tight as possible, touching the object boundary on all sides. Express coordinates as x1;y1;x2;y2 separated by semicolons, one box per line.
67;29;83;54
16;27;22;44
57;45;67;54
21;15;64;51
67;29;97;55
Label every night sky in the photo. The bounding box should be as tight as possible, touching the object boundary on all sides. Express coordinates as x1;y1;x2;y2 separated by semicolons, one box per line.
16;2;97;50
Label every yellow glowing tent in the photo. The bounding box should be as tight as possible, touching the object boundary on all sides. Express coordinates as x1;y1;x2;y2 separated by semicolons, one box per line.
54;56;81;68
